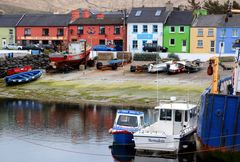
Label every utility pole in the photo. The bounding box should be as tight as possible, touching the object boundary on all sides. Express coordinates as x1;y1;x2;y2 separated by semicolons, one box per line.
122;9;127;51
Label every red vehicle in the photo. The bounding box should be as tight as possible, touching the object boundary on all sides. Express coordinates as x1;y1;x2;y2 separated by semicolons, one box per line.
7;66;32;76
47;40;92;73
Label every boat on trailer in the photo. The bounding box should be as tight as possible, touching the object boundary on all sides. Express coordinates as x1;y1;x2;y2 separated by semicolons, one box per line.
134;97;197;153
109;110;144;144
5;70;43;86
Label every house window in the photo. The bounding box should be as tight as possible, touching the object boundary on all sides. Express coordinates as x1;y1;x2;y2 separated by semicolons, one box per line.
99;26;105;34
133;25;138;33
179;26;185;33
132;40;138;49
143;25;148;33
24;28;31;36
170;26;175;33
135;10;142;16
155;10;161;16
57;28;64;36
42;28;49;36
210;40;215;53
152;40;158;45
9;29;13;35
99;39;105;45
208;29;214;37
169;39;175;46
142;40;147;46
232;29;238;37
114;26;120;34
197;40;203;48
220;29;226;37
77;26;84;34
197;28;203;36
153;25;158;33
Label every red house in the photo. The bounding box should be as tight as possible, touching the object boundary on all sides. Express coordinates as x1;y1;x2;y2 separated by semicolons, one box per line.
16;14;71;50
69;9;126;50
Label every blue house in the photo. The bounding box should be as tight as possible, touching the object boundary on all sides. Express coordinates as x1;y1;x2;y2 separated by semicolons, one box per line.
216;15;240;54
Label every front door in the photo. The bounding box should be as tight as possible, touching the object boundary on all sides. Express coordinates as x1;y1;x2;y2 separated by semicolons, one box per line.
182;40;187;52
1;38;6;49
219;41;225;54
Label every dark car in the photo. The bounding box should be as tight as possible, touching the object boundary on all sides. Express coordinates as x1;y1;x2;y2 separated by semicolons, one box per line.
22;44;44;52
92;45;116;51
143;43;168;52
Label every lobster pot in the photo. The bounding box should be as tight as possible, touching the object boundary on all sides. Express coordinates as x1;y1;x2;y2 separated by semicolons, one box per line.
97;52;114;60
117;52;132;62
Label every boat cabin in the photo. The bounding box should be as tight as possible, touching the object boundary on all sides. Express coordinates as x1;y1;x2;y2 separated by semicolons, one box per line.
113;110;144;130
155;102;197;136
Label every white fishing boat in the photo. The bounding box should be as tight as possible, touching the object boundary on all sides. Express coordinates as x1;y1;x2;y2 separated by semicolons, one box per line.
134;97;197;153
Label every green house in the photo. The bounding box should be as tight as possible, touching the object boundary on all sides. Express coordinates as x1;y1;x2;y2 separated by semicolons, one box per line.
0;15;22;49
163;11;194;53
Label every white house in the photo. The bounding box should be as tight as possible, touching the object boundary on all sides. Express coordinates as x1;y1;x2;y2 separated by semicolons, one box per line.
127;7;172;53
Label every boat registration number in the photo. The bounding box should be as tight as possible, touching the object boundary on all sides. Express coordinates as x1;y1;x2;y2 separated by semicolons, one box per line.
148;138;165;143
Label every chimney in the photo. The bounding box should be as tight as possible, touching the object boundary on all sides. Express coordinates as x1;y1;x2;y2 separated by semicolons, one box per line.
96;13;104;19
82;9;91;18
178;5;185;11
165;1;174;12
71;9;80;22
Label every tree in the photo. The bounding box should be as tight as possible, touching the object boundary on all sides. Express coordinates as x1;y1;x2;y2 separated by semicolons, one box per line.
203;0;240;14
187;0;201;10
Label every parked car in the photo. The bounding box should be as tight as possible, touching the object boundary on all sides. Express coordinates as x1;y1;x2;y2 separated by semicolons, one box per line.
22;44;44;52
4;44;22;50
143;43;168;52
93;45;116;51
114;45;123;51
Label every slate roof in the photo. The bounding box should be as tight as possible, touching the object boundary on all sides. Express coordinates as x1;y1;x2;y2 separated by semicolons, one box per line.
0;15;23;27
17;14;71;27
127;7;170;23
192;15;225;27
218;14;240;27
71;14;123;25
165;10;194;26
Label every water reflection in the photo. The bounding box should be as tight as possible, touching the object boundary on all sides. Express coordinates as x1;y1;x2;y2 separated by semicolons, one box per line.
0;98;223;162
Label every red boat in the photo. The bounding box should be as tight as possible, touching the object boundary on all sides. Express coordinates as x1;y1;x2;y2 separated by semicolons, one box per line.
47;40;92;73
6;66;32;76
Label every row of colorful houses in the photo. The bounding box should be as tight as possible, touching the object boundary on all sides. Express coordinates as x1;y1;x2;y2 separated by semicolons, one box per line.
0;4;240;54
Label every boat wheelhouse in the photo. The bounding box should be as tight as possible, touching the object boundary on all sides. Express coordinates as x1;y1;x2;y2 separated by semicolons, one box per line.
110;110;144;144
134;98;197;152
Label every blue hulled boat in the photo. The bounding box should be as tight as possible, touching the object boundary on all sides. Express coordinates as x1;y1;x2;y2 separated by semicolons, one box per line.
5;70;43;86
196;39;240;155
109;110;144;144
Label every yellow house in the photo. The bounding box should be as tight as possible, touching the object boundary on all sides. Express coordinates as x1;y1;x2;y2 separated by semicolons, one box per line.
190;15;224;53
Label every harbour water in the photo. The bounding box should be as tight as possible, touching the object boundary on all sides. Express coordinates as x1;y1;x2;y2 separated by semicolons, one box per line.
0;98;228;162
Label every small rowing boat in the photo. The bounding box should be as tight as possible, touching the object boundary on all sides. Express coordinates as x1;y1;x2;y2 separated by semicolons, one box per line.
5;70;43;86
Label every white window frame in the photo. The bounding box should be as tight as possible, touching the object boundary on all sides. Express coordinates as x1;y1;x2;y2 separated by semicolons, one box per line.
232;29;238;37
132;40;138;49
208;29;214;37
142;25;148;33
220;29;226;37
179;26;185;33
153;25;158;33
197;40;203;48
135;10;142;16
170;26;175;33
169;38;175;46
210;40;215;53
133;25;138;33
197;28;203;37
